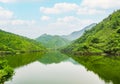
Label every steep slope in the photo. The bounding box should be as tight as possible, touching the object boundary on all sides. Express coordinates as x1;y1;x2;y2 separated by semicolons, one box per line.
62;10;120;55
62;23;96;41
0;29;45;53
36;34;70;48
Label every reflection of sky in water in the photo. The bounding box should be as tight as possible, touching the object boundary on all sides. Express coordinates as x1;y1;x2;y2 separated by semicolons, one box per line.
5;60;106;84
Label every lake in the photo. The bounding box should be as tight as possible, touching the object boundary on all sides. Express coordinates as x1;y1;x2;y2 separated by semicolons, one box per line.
0;51;119;84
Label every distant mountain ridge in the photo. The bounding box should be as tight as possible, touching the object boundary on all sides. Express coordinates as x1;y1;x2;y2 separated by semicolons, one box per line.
36;23;96;48
36;34;70;48
62;23;96;41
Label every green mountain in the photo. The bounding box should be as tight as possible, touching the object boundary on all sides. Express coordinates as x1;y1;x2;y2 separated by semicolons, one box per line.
62;23;96;41
35;23;96;49
62;10;120;55
36;34;70;48
0;29;45;53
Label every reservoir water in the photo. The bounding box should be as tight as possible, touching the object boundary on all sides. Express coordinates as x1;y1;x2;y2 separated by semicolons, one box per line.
0;51;119;84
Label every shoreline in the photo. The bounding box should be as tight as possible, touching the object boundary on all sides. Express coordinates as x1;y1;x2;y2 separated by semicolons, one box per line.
61;51;120;56
0;50;46;55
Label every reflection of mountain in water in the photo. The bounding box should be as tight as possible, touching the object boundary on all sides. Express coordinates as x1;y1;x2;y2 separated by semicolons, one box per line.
0;52;44;69
0;51;78;69
38;51;69;64
65;58;79;65
71;55;120;84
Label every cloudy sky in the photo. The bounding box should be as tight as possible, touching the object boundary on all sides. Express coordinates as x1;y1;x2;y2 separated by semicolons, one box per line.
0;0;120;38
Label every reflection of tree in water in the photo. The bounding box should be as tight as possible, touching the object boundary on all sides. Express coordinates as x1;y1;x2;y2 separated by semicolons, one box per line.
0;52;44;84
0;52;44;69
38;51;69;64
0;60;14;84
71;55;120;84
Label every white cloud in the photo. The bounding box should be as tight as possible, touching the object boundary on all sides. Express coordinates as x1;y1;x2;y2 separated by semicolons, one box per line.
57;16;93;24
0;19;38;38
0;0;16;3
0;0;47;3
0;7;35;26
47;16;94;35
41;16;50;21
1;1;119;38
0;20;11;25
57;16;80;23
40;3;79;14
0;7;14;19
77;8;105;15
0;20;36;27
81;0;120;9
11;20;36;26
40;2;107;15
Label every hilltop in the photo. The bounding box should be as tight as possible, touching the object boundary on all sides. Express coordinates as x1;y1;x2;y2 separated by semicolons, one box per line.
36;34;70;49
62;23;96;41
0;29;45;54
62;10;120;55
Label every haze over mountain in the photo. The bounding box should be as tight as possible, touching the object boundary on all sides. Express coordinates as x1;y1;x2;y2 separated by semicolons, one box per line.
62;23;96;41
36;23;97;49
0;0;119;38
62;10;120;55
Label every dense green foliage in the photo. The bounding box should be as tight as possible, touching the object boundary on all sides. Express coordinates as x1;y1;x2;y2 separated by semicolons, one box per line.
71;55;120;84
36;34;70;49
0;52;44;69
62;10;120;55
0;29;45;53
0;60;14;84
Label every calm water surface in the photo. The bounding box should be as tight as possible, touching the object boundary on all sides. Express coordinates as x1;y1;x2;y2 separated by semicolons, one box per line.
0;51;119;84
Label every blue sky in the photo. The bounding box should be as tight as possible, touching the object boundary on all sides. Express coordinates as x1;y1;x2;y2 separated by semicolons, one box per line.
0;0;120;38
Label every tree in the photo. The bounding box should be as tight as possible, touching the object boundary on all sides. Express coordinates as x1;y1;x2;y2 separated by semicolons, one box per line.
91;37;99;43
0;60;14;84
117;29;120;34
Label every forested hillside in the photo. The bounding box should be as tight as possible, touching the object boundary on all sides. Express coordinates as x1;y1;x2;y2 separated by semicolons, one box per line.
36;34;70;49
0;29;45;53
62;10;120;55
